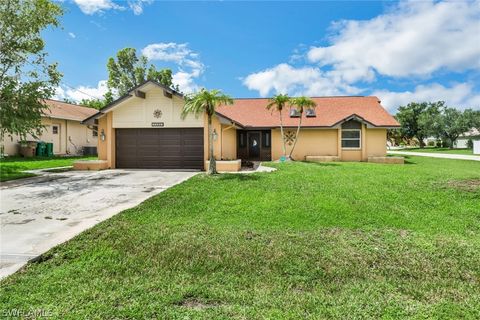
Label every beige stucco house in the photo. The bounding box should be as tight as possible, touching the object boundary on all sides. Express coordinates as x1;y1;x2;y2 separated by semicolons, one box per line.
83;80;399;171
2;99;98;156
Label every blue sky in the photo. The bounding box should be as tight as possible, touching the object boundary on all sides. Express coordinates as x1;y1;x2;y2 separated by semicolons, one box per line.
50;0;480;112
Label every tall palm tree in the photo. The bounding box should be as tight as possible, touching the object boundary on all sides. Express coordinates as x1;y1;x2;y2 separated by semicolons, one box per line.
266;94;291;159
182;89;233;175
289;96;317;159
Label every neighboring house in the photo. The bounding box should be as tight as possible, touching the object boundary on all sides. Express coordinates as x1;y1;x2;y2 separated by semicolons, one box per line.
454;128;480;148
2;99;98;156
83;80;399;170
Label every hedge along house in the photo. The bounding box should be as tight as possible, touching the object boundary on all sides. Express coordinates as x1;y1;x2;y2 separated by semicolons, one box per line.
82;80;400;171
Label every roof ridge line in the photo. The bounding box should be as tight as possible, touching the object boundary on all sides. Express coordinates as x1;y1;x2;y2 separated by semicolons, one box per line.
232;95;370;100
45;98;95;109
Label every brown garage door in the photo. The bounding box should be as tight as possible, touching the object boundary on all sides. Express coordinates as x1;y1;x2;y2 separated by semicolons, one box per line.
116;128;204;169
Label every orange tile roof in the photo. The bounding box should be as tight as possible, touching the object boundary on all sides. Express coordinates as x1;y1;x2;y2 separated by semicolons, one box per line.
216;96;399;128
41;99;98;122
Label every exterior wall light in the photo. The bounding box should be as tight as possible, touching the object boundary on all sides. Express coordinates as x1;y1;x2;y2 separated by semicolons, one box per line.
100;129;106;142
212;129;218;141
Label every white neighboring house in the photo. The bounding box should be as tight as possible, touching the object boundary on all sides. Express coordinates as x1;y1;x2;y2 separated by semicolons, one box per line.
474;140;480;155
454;128;480;149
2;99;98;156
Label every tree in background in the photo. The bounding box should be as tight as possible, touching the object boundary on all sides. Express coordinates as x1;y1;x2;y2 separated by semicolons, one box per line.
435;107;474;148
0;0;63;143
106;48;175;97
396;102;441;148
465;109;480;131
182;89;233;175
79;98;106;110
288;96;316;159
266;94;291;158
387;128;406;147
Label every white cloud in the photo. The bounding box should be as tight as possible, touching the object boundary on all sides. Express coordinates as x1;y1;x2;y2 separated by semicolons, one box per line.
68;32;76;39
142;42;205;93
172;71;200;95
373;83;480;112
307;0;480;83
54;80;109;102
142;43;194;64
243;0;480;109
128;0;153;15
73;0;153;15
243;63;361;97
73;0;124;15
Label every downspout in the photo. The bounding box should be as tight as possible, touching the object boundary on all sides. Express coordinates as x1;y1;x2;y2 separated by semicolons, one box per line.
65;119;68;154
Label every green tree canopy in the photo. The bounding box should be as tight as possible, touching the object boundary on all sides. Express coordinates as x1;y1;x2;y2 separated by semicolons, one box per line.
465;109;480;131
0;0;63;141
106;48;176;97
79;98;106;110
436;107;474;148
396;102;442;148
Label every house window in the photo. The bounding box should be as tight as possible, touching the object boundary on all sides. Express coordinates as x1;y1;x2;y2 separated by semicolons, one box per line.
341;129;361;149
290;108;300;118
52;125;59;134
92;119;98;137
305;109;316;117
263;131;271;148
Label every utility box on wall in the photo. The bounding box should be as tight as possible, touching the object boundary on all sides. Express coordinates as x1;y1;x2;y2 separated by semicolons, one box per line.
474;140;480;155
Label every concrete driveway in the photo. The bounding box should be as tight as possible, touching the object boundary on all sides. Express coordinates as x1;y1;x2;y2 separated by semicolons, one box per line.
0;169;198;278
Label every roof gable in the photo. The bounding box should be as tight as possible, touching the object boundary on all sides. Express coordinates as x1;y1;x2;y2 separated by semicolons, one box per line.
82;80;183;124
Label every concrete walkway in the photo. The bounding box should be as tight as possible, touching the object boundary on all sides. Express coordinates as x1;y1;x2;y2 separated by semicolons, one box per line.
0;169;198;279
387;150;480;161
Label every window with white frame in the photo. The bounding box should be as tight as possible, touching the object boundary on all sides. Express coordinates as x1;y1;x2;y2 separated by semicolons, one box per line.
341;129;361;148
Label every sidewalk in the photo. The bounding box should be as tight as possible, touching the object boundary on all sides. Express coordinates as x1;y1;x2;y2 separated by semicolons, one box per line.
387;151;480;162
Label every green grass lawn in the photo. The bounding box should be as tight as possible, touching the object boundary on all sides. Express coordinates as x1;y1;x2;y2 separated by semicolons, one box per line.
1;157;479;318
0;156;97;182
399;147;474;155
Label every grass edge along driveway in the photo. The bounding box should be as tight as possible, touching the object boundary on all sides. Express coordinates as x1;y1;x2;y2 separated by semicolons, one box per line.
1;156;479;318
0;156;96;182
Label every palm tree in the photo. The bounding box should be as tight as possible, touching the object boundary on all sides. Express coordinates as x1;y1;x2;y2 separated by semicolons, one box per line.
289;96;317;159
182;89;233;175
266;94;291;159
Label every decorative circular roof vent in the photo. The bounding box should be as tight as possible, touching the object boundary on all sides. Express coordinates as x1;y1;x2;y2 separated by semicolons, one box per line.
153;109;162;119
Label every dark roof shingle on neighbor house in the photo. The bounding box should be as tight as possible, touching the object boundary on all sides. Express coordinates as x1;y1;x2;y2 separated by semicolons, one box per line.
216;96;399;128
41;99;98;122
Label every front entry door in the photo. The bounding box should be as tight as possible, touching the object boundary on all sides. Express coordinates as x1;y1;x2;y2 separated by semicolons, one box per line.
248;132;260;160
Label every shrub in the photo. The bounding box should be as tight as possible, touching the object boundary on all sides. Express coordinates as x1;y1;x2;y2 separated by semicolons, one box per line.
467;139;473;149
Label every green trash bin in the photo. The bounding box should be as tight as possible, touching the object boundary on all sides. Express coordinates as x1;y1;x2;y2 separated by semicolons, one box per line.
35;142;46;157
46;143;53;157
